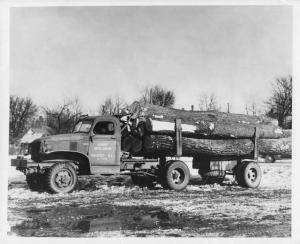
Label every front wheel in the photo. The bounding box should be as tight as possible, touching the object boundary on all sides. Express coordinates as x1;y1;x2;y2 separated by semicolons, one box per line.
45;162;78;194
161;161;190;191
236;161;262;188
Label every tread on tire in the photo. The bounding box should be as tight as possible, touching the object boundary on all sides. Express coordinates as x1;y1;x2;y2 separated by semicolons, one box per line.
236;161;262;188
45;162;78;194
162;160;190;191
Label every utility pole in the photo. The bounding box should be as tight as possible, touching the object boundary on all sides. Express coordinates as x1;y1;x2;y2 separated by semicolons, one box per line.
227;103;230;113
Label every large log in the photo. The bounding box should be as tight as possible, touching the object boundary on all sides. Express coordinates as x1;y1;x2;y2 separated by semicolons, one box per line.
129;101;278;125
140;134;292;158
146;119;282;139
258;137;292;158
142;135;254;157
128;102;282;139
120;103;290;157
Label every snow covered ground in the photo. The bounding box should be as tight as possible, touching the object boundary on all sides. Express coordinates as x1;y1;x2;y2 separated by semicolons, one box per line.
7;158;291;237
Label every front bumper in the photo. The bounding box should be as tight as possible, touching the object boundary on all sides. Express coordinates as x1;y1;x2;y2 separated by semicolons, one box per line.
11;157;31;167
11;157;40;174
11;158;75;175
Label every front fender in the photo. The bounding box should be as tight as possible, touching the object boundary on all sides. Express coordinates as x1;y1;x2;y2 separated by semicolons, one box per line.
41;150;91;174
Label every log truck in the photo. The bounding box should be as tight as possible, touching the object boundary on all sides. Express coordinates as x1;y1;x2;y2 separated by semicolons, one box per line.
11;115;262;193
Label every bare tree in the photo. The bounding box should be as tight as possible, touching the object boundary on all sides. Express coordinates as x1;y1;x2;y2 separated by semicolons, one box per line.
97;96;127;116
140;85;175;107
9;95;38;141
199;92;220;111
266;76;292;128
43;97;82;134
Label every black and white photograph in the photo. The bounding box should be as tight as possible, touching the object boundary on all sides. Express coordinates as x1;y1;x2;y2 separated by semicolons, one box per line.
0;0;299;241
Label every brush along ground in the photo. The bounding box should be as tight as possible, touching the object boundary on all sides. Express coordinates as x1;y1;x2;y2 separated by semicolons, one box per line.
8;160;291;237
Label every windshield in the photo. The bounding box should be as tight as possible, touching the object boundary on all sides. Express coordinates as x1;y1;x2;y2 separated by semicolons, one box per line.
73;120;93;133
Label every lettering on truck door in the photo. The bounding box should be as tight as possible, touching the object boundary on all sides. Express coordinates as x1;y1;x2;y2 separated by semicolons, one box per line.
88;120;120;166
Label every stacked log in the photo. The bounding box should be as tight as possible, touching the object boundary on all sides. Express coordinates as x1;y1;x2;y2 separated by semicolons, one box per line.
143;135;254;157
119;102;291;158
258;137;292;158
141;135;291;158
127;102;282;139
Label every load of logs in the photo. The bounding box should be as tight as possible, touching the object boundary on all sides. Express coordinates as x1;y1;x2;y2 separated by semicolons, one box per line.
118;101;291;159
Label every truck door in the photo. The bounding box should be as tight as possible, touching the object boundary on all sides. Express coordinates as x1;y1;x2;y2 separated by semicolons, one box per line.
88;119;121;174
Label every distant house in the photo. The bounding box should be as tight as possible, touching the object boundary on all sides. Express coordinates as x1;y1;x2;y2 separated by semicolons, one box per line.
19;126;54;155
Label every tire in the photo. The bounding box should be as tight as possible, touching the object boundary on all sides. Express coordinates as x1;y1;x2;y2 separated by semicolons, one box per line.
26;173;45;191
236;162;262;188
162;161;190;191
158;160;172;189
131;175;140;185
265;155;275;163
45;162;78;194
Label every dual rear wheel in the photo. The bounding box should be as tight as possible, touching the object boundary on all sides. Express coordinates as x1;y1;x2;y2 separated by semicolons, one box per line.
235;161;262;188
131;160;191;191
197;161;261;188
131;160;262;190
161;160;190;190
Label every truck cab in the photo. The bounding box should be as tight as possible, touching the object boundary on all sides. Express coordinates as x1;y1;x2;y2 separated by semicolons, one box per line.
75;116;122;174
27;116;122;174
12;116;163;193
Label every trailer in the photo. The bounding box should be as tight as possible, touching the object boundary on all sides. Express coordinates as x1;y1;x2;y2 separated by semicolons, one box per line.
11;115;262;193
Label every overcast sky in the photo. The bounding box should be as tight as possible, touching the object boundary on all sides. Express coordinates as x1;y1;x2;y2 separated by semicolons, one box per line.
10;6;292;114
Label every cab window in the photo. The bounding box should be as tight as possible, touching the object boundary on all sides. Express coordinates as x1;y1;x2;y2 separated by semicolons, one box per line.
93;121;115;135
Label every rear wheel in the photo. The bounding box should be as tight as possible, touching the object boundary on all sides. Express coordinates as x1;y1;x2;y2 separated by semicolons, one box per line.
236;161;262;188
161;161;190;190
45;162;78;194
265;155;275;163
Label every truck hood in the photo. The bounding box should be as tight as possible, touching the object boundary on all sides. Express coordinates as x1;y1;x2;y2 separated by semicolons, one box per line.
43;133;88;142
39;133;89;153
